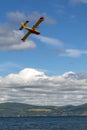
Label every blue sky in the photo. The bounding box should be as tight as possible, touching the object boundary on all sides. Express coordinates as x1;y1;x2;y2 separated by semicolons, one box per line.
0;0;87;106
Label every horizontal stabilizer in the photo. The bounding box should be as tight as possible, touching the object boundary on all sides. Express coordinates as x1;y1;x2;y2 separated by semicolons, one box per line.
19;26;23;30
19;21;29;30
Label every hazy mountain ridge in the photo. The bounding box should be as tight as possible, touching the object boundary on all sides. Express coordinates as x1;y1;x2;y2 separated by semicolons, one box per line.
0;102;87;117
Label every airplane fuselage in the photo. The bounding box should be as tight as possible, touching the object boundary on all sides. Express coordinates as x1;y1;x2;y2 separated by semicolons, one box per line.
25;27;40;35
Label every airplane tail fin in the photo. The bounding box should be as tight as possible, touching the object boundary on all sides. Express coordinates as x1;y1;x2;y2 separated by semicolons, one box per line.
19;21;29;30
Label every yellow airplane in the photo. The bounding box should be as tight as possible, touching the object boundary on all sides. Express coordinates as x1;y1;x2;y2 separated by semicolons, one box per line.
19;17;44;41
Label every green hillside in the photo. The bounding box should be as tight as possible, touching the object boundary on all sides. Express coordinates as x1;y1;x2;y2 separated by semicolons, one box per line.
0;102;87;117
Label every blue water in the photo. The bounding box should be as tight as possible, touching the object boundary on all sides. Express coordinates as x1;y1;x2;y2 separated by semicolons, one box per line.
0;116;87;130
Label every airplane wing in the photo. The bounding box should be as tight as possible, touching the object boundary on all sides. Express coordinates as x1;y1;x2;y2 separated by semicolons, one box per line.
21;31;31;41
32;17;44;29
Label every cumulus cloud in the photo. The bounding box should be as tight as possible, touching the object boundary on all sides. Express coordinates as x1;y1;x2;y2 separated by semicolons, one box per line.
0;68;87;106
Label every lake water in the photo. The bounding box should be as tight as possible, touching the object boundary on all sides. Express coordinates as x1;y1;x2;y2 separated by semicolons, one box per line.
0;116;87;130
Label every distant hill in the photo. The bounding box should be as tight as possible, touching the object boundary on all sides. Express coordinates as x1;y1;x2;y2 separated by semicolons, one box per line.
0;102;87;117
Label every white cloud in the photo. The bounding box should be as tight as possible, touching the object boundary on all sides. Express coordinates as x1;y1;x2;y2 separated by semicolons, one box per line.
67;49;87;57
47;48;87;57
0;25;36;50
0;68;87;106
34;35;63;46
70;0;87;4
58;49;87;57
7;11;27;23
